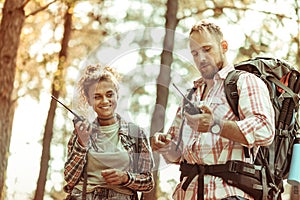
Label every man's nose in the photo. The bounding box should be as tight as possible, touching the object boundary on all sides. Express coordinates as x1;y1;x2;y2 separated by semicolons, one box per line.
198;52;206;62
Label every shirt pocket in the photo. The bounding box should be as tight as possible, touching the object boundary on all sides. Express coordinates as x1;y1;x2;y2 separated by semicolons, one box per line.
210;96;230;118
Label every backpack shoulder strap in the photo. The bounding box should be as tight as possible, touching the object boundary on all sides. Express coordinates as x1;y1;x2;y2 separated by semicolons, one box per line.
128;122;141;173
128;122;141;151
224;70;244;118
224;70;252;158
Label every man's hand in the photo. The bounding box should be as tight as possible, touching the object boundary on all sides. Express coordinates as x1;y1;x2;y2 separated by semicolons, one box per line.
184;105;213;132
101;169;129;185
151;132;172;151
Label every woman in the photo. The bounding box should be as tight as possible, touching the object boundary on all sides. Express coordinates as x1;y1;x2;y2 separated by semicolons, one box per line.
63;64;154;200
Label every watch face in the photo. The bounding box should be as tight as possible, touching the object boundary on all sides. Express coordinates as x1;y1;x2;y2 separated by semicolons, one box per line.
211;124;221;134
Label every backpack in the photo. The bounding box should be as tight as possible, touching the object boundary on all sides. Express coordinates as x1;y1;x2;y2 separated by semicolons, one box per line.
224;57;300;199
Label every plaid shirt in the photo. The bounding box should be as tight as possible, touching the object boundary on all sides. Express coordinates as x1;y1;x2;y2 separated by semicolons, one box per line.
169;65;275;200
63;114;154;193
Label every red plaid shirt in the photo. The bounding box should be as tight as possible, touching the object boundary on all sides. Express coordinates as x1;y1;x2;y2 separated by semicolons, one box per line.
63;114;154;193
169;65;275;200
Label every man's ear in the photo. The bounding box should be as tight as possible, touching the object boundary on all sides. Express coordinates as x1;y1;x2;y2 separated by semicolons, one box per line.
221;40;228;52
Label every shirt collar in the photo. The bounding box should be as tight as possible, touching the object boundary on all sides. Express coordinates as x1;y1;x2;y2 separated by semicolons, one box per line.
193;64;235;87
216;64;235;80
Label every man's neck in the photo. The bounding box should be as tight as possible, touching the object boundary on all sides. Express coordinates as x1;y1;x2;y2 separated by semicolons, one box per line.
204;79;214;90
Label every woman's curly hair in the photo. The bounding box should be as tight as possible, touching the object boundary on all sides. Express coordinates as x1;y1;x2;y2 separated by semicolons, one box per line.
78;64;121;102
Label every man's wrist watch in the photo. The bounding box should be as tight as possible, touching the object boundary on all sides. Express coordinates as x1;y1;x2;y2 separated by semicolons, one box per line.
210;118;223;135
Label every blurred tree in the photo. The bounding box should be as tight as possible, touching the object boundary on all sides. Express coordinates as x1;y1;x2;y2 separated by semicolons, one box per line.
33;1;73;199
147;0;178;199
0;0;26;199
10;0;110;198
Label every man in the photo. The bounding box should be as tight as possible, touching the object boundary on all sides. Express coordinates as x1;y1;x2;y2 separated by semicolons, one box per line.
152;21;275;200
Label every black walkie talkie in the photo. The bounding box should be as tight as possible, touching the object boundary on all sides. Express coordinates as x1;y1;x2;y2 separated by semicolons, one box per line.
172;83;202;115
172;83;202;151
51;95;99;151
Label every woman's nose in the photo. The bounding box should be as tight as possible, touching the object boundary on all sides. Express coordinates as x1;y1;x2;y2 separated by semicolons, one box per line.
102;96;109;102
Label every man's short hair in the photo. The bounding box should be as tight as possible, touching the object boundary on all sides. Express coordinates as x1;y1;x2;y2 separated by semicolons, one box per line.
190;20;223;41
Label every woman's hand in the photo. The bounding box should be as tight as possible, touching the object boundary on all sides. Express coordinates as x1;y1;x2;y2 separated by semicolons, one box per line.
74;118;92;146
101;169;129;185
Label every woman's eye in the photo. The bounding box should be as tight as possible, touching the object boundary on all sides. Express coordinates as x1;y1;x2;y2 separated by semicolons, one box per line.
107;93;113;98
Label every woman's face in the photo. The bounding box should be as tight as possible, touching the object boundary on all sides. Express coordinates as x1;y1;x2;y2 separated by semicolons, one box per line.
87;80;118;120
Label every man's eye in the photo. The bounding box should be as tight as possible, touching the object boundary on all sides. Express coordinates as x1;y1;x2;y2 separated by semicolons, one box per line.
191;51;198;57
203;47;211;52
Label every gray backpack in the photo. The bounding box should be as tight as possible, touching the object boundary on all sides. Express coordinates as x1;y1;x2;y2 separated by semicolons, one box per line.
223;57;300;199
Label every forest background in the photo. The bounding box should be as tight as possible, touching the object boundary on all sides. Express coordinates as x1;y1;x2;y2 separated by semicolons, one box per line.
0;0;300;199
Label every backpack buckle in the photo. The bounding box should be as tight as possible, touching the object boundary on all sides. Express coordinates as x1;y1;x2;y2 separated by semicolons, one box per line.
228;161;238;173
230;91;239;98
278;129;289;137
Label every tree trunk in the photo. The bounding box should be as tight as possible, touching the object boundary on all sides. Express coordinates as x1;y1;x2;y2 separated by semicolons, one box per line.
146;0;178;199
0;1;25;199
33;5;73;200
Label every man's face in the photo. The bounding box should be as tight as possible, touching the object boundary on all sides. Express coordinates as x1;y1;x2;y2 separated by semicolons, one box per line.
189;31;226;80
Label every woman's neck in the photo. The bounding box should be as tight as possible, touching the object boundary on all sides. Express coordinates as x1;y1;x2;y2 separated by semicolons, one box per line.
97;115;117;126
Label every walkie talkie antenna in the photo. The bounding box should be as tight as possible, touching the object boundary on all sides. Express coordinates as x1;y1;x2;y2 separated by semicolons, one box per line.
172;83;203;151
172;83;195;107
51;95;99;151
51;95;81;119
172;83;186;99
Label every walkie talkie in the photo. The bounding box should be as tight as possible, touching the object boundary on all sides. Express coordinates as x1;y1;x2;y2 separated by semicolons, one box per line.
172;83;202;115
51;95;99;151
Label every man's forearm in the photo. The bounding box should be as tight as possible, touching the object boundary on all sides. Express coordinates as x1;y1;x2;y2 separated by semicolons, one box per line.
221;120;248;145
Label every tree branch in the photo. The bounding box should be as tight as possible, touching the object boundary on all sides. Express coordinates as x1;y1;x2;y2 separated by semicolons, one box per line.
26;0;57;17
178;5;296;22
21;0;30;9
